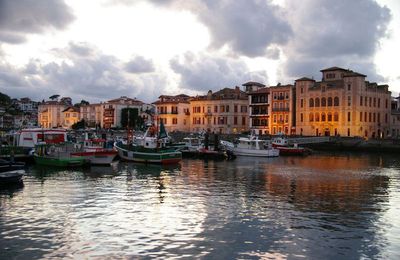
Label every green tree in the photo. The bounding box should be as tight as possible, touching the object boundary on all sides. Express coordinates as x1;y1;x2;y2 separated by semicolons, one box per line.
0;92;11;106
72;119;86;130
74;100;90;108
49;94;60;101
121;108;139;129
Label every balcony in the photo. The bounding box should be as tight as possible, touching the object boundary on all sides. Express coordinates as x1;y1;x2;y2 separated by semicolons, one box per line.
204;112;212;117
272;108;290;112
250;113;269;117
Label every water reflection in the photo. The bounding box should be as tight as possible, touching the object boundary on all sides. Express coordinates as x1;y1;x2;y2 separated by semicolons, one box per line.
0;153;399;259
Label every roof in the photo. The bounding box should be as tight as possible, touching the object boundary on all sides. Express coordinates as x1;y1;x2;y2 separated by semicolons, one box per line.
343;71;367;77
62;106;80;113
320;66;348;72
249;87;269;94
295;77;315;82
242;81;266;88
107;96;143;105
190;87;248;101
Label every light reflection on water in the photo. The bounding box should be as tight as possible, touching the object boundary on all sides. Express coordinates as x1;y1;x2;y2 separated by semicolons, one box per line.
1;152;400;259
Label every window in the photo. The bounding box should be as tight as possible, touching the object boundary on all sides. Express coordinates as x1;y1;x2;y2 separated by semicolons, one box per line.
347;84;351;91
300;113;303;122
334;113;339;122
172;118;178;124
301;88;303;94
309;98;314;107
348;96;351;106
309;113;314;122
234;105;238;113
369;112;371;122
328;113;332;121
315;113;320;122
220;105;225;113
315;98;320;107
273;115;277;123
373;98;376;107
369;97;372;107
241;106;247;113
360;112;363;122
234;116;237;125
348;112;351;122
360;96;363;106
214;106;218;113
328;97;332;106
386;99;388;109
285;115;289;123
321;97;326;107
301;99;303;108
321;113;326;121
242;117;246;125
334;97;339;106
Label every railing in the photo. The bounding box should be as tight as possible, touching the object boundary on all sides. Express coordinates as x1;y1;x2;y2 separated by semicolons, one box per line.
272;108;290;112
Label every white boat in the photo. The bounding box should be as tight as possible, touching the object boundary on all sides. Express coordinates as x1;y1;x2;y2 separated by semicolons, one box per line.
220;136;279;157
70;136;117;165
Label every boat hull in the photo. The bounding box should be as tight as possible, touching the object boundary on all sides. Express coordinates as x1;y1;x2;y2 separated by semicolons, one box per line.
70;150;117;165
0;170;24;185
34;155;89;167
232;147;280;157
115;144;182;164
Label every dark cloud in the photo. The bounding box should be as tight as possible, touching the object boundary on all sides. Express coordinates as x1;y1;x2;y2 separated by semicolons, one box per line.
68;42;94;57
170;52;268;92
0;44;167;103
283;0;391;80
0;0;74;44
125;56;155;73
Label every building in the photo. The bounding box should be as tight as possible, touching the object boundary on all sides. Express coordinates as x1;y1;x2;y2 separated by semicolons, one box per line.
247;85;269;135
14;97;39;127
101;96;144;128
80;103;102;128
153;94;191;132
390;96;400;138
62;107;80;128
270;84;294;135
38;100;67;128
295;67;391;138
189;87;249;134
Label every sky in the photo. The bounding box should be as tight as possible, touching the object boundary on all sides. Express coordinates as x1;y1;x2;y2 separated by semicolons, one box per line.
0;0;399;104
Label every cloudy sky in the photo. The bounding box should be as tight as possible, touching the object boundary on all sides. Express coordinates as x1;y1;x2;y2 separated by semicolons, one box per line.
0;0;399;103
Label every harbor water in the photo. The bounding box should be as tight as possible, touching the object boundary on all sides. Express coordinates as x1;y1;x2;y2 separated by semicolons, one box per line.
1;152;400;259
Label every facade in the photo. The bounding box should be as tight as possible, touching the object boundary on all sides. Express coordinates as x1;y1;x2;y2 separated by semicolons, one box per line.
38;101;67;128
189;87;249;134
80;104;102;128
101;96;144;128
295;67;391;138
248;86;270;135
153;94;191;132
270;84;294;135
390;96;400;138
62;107;80;128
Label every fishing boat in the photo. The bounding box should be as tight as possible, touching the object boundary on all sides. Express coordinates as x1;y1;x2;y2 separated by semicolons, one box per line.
114;122;182;165
220;136;279;157
34;143;90;167
70;136;117;165
271;136;310;156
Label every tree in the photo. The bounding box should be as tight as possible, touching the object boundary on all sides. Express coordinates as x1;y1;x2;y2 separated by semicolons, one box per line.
74;100;90;108
49;94;60;101
0;92;11;106
72;119;86;130
121;108;139;129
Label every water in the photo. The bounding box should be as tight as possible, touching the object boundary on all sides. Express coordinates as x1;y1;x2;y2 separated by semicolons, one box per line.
1;152;400;259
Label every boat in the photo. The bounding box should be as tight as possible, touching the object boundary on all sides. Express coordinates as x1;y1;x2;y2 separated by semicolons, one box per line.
0;170;24;185
271;137;310;156
114;121;182;165
34;143;90;167
70;136;118;165
1;128;68;160
220;136;279;157
0;159;25;172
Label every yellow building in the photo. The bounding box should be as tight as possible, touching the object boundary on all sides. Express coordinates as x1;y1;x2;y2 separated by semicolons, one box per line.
38;101;66;128
190;87;249;134
80;103;102;128
153;94;191;132
295;67;391;138
62;107;80;128
270;84;294;135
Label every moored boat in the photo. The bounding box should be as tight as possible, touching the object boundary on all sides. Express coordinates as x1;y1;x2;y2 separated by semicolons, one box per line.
70;136;117;165
34;143;90;167
114;122;182;165
0;159;25;172
220;136;279;157
272;137;310;156
0;170;24;185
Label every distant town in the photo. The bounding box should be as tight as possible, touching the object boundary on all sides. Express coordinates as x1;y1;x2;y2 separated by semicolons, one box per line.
1;66;400;139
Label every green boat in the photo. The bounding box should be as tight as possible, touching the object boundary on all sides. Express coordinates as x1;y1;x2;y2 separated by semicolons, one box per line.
114;121;182;165
34;143;89;167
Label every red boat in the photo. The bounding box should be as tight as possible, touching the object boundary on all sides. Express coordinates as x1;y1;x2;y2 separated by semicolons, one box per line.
71;137;117;165
271;137;310;156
